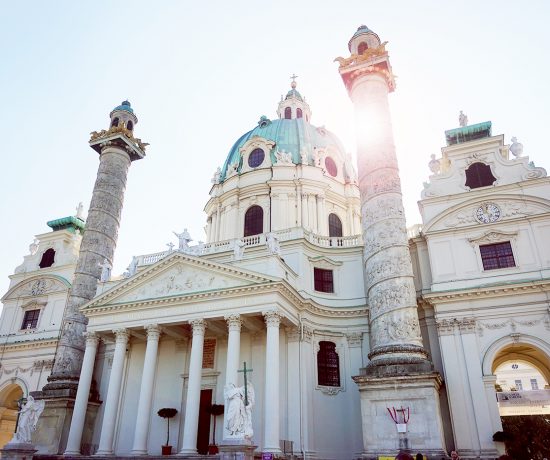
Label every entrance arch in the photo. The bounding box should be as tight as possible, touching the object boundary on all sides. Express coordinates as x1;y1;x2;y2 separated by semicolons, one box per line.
0;382;24;448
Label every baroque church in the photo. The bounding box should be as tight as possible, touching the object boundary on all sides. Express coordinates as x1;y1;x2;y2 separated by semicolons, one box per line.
1;26;549;460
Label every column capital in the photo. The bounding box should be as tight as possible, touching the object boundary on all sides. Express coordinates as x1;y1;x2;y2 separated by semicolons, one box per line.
263;310;282;328
84;331;100;347
346;332;363;348
224;314;242;332
189;319;206;336
458;317;477;334
145;324;162;340
436;319;455;336
113;328;129;343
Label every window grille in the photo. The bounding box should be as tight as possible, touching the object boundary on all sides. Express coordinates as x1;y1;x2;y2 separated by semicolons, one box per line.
479;242;515;270
317;341;340;387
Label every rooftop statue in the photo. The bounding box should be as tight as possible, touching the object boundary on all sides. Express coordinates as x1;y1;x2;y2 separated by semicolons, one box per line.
174;229;192;251
99;258;112;282
428;154;441;175
459;110;468;127
510;137;524;158
234;238;246;261
75;202;85;220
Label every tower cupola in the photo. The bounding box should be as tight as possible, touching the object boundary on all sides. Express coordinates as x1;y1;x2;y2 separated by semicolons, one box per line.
348;24;381;55
109;100;138;132
277;76;312;122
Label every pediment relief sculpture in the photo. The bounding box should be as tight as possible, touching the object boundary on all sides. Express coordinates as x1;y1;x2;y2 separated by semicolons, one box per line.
3;276;69;300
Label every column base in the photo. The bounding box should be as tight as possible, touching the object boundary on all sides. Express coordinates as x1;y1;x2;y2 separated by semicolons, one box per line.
93;450;114;456
177;448;198;456
0;442;37;460
353;371;447;456
218;440;257;460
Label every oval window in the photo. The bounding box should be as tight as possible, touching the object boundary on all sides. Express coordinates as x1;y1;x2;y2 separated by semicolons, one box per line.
248;148;265;168
325;157;338;177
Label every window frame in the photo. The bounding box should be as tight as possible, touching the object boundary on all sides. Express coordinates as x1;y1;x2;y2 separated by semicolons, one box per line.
39;248;56;269
243;205;264;237
464;162;497;189
328;213;343;238
479;241;516;271
314;267;334;293
21;308;41;330
314;337;346;395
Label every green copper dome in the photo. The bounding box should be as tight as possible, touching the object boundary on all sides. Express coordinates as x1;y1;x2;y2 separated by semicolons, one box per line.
220;118;347;181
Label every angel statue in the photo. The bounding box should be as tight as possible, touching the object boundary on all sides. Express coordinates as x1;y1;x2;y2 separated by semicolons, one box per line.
224;380;255;439
10;395;45;444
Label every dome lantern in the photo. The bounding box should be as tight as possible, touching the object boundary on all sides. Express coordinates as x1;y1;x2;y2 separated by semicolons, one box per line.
109;100;138;132
276;75;312;122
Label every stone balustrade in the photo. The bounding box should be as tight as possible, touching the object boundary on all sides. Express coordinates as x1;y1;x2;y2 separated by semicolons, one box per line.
135;227;364;268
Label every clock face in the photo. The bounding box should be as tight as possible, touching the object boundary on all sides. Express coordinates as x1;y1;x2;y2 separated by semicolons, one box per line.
475;203;501;223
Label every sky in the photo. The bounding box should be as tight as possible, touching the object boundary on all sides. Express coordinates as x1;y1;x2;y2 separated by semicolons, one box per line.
1;0;549;297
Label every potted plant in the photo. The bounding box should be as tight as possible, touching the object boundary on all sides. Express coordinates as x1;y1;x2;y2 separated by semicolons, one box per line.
207;403;224;454
157;407;178;455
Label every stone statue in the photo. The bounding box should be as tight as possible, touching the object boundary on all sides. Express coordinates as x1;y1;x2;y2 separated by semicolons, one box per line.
166;242;175;252
75;202;85;220
224;381;255;439
312;149;321;167
195;241;205;255
428;154;441;174
234;238;246;261
275;149;293;165
344;153;358;183
29;239;39;256
125;256;139;278
300;148;309;165
211;167;221;184
510;137;523;158
173;229;192;251
459;110;468;127
266;232;281;256
10;395;45;444
99;258;112;282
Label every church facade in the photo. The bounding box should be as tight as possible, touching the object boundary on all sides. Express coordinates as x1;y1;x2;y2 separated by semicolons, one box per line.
1;26;549;459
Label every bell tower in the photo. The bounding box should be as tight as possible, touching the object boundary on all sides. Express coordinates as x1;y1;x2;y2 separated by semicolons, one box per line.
32;101;147;454
337;26;446;456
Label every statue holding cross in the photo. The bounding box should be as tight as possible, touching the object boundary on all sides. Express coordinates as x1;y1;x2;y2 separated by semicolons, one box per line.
224;361;255;440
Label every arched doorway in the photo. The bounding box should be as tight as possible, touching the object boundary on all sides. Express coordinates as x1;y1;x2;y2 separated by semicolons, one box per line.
485;339;550;458
0;383;24;448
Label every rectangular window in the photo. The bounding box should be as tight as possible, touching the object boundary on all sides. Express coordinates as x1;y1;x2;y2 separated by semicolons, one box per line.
531;379;539;390
480;241;515;270
21;309;40;329
514;379;523;391
314;268;334;293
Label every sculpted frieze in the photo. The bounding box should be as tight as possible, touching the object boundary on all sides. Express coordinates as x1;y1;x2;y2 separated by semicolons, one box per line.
361;171;402;197
116;264;249;303
368;278;416;320
365;248;413;288
8;277;67;299
370;309;422;348
364;219;408;255
442;201;539;229
363;196;405;227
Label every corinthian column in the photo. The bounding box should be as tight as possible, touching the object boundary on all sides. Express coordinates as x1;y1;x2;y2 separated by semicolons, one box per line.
263;310;282;454
338;28;430;374
180;319;206;455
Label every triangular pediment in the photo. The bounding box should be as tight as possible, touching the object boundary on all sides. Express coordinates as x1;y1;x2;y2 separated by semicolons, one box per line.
84;252;276;309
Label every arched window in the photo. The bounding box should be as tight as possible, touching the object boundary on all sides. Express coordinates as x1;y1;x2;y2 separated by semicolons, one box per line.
39;248;55;268
357;42;369;55
126;120;133;131
111;117;119;127
465;162;496;189
328;213;343;238
297;108;303;119
284;107;292;119
317;341;340;387
244;206;263;237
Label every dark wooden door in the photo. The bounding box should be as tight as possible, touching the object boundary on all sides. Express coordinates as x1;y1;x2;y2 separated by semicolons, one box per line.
196;389;212;454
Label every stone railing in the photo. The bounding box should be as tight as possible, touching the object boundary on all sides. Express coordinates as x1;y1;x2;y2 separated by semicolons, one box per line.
136;227;363;267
